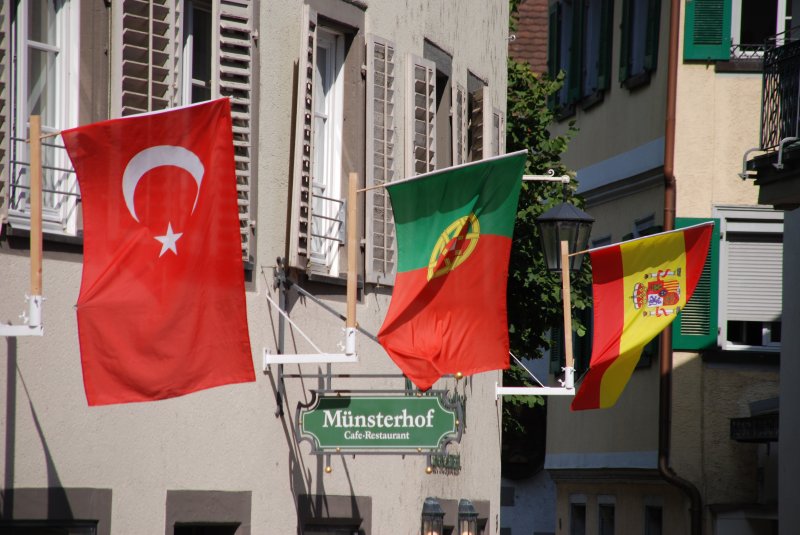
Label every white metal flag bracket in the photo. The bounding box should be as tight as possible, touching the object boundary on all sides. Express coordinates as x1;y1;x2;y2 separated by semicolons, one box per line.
1;116;46;338
495;169;577;398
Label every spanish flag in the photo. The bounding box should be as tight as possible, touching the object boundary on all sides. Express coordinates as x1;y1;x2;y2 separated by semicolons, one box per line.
571;222;714;411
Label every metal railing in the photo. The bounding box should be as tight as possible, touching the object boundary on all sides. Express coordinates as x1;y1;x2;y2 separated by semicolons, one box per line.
761;29;800;150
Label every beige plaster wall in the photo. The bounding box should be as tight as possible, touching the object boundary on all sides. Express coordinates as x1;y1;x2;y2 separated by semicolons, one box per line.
0;1;510;533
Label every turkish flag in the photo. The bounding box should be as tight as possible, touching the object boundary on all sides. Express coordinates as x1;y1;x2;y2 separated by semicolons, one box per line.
62;98;255;405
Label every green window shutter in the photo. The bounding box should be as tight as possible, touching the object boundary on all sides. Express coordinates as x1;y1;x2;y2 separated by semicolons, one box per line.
568;0;584;103
547;2;561;109
598;0;614;90
619;0;632;82
644;0;661;71
672;218;720;350
549;325;564;374
683;0;732;61
548;3;560;80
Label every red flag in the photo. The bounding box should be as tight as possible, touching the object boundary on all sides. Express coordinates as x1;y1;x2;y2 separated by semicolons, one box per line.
62;99;255;405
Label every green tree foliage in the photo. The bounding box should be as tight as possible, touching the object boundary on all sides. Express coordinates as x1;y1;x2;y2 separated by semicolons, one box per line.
501;3;592;474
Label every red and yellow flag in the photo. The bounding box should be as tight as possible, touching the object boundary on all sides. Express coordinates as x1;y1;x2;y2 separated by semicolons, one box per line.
571;222;713;411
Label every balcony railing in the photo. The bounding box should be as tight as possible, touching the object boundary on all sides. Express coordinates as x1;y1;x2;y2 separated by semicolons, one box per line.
761;30;800;150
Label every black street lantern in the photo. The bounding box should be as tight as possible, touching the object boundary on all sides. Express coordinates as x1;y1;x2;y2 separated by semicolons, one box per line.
421;497;445;535
457;499;478;535
535;202;595;272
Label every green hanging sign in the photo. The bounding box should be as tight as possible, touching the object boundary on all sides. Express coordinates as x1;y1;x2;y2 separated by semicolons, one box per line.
298;394;460;452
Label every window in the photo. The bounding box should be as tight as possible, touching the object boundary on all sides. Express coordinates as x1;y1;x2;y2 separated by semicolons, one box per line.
9;0;80;237
182;1;213;104
580;0;614;100
423;40;453;170
644;505;663;535
297;494;371;535
684;0;792;61
174;525;238;535
619;0;661;87
119;0;255;262
289;4;365;278
548;0;614;110
453;83;468;165
569;501;586;535
672;209;783;352
0;522;96;535
598;497;615;535
467;71;485;162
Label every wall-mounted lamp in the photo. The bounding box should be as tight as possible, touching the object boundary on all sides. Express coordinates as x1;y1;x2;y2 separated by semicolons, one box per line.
421;497;445;535
535;201;594;273
457;499;478;535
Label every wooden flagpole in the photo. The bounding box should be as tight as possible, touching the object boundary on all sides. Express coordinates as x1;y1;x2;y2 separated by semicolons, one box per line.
29;115;43;299
345;172;358;355
560;240;575;389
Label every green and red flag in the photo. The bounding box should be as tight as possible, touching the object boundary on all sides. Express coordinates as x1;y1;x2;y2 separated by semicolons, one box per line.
378;151;527;390
571;222;714;410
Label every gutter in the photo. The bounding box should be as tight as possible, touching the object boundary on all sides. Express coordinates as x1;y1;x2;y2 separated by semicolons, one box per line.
660;1;703;533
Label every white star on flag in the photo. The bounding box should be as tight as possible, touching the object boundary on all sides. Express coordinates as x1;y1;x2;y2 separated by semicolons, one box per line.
154;223;183;257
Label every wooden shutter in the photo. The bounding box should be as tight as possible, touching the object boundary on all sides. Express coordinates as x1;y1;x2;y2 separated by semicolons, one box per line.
216;0;254;263
451;84;467;165
120;0;180;115
407;55;436;175
0;0;8;225
672;218;720;351
288;5;317;269
365;35;397;285
643;0;661;71
684;0;731;61
597;0;614;90
619;0;631;82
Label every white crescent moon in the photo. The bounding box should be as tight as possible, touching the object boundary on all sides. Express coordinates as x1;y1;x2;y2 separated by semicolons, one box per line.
121;145;205;223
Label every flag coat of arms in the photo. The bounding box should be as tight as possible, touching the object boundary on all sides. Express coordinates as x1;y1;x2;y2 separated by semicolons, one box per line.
571;222;714;410
62;98;255;405
377;151;526;390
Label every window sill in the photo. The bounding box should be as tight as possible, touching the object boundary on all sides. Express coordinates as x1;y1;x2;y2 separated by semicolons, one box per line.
621;70;652;91
3;223;84;248
579;90;605;111
702;349;779;367
714;58;763;74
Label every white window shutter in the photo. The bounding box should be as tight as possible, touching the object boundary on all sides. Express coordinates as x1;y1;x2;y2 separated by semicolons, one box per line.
0;0;8;225
288;5;318;269
120;0;181;115
366;35;397;285
451;84;467;165
215;0;254;264
468;86;484;161
406;54;436;175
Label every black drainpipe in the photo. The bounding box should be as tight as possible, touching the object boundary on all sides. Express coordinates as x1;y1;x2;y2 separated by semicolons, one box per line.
661;1;703;533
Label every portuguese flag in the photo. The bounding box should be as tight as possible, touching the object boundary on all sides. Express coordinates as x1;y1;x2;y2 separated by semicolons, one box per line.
571;222;714;411
378;151;526;390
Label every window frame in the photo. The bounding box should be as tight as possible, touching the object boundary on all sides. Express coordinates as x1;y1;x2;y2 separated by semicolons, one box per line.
9;0;80;237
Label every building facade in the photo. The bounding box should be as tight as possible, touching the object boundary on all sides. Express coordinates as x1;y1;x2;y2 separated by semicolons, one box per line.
542;1;782;534
0;1;511;533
